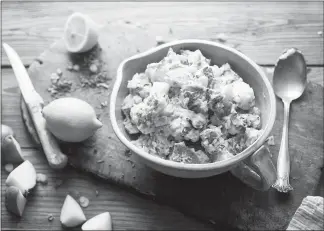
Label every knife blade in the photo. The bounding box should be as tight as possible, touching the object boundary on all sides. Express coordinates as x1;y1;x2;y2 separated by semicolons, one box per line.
3;43;68;169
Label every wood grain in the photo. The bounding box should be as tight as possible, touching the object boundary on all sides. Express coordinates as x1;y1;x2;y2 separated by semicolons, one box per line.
1;2;323;66
1;67;323;149
1;2;323;230
1;149;214;230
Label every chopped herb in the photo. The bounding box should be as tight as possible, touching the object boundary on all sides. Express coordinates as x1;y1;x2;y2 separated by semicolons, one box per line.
155;36;165;45
54;179;63;188
4;164;14;173
79;196;89;208
36;173;48;185
73;64;80;71
96;83;109;89
48;71;72;98
50;73;60;83
135;22;142;28
267;136;275;146
90;64;98;73
216;33;227;43
48;214;54;221
56;68;63;76
101;101;108;108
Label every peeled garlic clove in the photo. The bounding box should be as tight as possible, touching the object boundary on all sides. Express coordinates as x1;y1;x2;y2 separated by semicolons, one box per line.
1;135;24;164
82;212;112;231
1;124;14;139
1;125;24;164
60;195;86;227
5;186;27;217
5;160;36;195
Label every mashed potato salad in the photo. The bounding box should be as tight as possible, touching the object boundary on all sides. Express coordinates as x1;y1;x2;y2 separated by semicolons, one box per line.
122;48;263;164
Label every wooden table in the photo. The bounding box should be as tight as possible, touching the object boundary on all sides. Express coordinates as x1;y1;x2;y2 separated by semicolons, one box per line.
1;2;323;230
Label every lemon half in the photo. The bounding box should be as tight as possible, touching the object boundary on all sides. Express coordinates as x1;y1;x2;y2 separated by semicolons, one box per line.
63;12;99;53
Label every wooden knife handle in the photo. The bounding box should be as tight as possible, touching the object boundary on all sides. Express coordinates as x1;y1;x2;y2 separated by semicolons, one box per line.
28;104;68;169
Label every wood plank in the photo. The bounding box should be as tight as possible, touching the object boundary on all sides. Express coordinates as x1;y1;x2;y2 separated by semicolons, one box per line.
1;2;323;66
1;149;214;230
1;67;323;149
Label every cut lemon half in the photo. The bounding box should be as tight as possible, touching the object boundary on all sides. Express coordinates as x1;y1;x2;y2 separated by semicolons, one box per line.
64;12;100;53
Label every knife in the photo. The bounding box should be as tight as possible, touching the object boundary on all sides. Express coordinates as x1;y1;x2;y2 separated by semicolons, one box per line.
3;43;68;169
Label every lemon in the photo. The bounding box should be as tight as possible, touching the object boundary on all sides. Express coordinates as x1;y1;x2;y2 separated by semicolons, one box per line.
63;12;100;53
42;97;102;142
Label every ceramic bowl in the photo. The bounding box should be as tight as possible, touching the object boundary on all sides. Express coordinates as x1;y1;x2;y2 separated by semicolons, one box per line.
110;39;276;178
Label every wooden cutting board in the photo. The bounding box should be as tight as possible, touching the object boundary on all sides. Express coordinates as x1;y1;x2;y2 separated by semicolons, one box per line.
21;24;323;230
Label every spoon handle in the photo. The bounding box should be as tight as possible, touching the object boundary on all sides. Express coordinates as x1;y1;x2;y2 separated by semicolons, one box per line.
272;100;294;193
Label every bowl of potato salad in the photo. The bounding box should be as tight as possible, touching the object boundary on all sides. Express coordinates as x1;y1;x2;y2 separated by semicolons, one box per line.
110;39;277;187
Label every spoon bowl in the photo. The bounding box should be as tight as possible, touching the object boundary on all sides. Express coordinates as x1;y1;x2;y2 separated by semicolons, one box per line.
273;48;307;101
272;48;307;193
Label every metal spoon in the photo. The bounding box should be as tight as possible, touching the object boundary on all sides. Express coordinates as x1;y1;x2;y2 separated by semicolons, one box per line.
272;48;307;193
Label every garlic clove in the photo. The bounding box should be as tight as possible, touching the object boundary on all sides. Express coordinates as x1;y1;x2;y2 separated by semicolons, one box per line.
1;124;14;139
5;186;27;217
81;212;112;230
60;195;86;227
5;160;36;195
1;124;24;164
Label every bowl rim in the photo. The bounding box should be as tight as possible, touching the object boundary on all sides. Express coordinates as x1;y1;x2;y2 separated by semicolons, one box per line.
110;39;276;171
